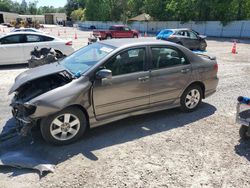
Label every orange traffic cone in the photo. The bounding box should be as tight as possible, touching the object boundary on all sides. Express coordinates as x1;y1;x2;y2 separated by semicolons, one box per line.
144;32;148;37
74;32;78;40
232;41;237;54
58;30;60;36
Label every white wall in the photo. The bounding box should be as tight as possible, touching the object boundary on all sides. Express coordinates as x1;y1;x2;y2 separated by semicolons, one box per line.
77;20;250;38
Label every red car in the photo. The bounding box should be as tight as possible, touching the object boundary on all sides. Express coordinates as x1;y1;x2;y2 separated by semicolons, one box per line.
92;25;139;40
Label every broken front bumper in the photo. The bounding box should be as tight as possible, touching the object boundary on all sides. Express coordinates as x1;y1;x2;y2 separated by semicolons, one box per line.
10;101;37;136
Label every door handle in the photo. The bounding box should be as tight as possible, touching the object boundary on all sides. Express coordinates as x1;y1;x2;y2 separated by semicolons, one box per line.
181;68;190;73
138;76;150;82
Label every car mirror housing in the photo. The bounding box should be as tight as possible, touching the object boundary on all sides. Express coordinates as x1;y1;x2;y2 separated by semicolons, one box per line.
96;69;112;79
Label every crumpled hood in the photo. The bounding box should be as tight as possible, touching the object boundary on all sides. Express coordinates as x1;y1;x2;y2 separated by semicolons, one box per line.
9;63;71;95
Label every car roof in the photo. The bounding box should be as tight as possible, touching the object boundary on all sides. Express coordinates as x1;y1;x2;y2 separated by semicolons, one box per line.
162;28;191;31
0;31;56;39
99;38;182;48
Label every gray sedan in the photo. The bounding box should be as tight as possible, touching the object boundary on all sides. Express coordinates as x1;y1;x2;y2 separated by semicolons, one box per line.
9;38;219;145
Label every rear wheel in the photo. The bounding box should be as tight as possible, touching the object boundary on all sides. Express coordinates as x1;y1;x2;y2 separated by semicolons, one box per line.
40;107;87;145
199;42;207;51
239;125;250;140
133;34;138;38
106;35;112;40
180;85;202;112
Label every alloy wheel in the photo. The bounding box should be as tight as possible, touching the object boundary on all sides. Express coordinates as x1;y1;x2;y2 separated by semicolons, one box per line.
50;113;80;141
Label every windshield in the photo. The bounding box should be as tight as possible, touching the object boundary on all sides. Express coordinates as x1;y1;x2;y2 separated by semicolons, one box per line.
61;43;115;75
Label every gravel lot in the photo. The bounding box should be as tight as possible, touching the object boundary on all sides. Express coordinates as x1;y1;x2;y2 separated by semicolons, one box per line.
1;26;250;188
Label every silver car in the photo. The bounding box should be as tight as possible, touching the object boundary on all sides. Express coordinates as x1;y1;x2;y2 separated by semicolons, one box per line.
9;38;219;145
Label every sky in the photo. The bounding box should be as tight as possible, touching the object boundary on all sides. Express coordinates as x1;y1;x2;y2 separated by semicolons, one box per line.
14;0;67;8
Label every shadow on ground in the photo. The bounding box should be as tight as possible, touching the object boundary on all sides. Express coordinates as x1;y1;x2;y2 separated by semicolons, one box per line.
235;139;250;161
0;102;216;176
0;64;27;70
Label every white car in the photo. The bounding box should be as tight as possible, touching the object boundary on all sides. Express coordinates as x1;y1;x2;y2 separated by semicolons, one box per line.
0;32;74;65
11;28;42;33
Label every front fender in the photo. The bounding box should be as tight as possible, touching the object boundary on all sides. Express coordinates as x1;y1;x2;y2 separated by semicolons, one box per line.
29;78;92;119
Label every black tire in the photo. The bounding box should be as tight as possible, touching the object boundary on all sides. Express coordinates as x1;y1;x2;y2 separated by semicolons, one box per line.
40;107;87;145
199;42;207;51
239;125;250;140
180;85;202;112
55;50;65;59
106;35;112;40
133;34;138;38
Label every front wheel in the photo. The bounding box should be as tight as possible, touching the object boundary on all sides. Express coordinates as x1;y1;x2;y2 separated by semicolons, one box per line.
40;107;87;145
180;85;202;112
239;125;250;140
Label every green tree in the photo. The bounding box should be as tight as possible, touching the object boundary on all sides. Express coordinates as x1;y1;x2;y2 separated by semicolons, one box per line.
71;8;85;21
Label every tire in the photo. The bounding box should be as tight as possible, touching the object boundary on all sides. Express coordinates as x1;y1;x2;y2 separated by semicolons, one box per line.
40;107;87;145
239;125;250;140
106;35;112;40
180;85;202;112
133;34;138;38
199;42;207;51
55;50;65;59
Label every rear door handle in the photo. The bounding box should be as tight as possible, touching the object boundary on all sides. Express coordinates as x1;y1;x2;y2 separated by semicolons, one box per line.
181;68;190;73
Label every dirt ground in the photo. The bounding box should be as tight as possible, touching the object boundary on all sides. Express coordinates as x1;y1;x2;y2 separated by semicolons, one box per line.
1;26;250;188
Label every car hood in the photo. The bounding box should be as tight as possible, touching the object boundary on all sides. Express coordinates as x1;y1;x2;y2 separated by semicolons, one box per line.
9;63;71;95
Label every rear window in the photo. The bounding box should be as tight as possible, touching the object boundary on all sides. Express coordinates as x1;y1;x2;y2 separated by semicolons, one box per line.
157;30;173;39
41;36;54;41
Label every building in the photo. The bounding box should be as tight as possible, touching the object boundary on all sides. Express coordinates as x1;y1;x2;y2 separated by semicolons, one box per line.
44;13;67;24
0;11;66;24
19;15;45;24
0;11;19;23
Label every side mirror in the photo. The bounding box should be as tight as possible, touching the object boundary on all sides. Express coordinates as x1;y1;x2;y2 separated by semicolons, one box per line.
96;69;112;79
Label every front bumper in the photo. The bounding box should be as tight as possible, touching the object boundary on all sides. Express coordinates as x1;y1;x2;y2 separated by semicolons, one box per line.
11;102;37;136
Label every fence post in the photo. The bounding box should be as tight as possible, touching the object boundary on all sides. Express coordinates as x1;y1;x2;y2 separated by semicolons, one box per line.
239;21;244;38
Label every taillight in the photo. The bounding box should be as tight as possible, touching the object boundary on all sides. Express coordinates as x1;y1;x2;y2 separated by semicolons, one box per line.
65;41;72;46
214;63;218;72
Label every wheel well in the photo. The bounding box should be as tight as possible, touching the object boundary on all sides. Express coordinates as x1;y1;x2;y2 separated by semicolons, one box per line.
186;82;205;99
68;104;90;129
55;49;62;54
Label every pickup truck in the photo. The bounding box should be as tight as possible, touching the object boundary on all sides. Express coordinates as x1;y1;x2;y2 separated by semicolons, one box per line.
92;25;139;40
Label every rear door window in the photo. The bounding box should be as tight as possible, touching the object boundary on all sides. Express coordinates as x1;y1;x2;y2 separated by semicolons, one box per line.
26;35;41;43
150;47;188;69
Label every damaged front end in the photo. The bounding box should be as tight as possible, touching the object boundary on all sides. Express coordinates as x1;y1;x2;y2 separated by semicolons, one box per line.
9;64;74;138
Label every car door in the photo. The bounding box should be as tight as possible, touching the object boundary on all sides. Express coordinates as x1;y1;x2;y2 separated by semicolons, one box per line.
22;34;50;63
114;27;124;38
122;27;133;38
92;47;150;119
0;34;25;65
149;46;192;106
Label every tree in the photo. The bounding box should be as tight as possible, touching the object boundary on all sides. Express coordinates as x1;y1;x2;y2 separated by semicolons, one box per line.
71;8;85;21
28;0;38;15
